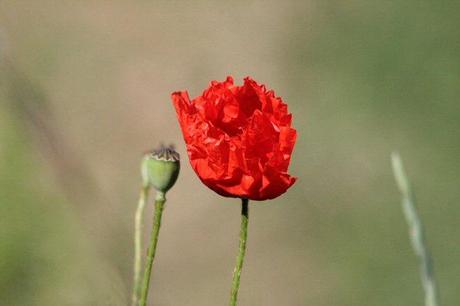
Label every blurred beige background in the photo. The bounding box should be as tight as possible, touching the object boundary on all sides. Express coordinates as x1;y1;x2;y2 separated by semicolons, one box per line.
1;1;460;306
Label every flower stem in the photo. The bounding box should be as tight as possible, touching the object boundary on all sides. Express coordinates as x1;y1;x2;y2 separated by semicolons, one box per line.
229;198;249;306
139;191;166;306
391;152;441;306
132;186;150;306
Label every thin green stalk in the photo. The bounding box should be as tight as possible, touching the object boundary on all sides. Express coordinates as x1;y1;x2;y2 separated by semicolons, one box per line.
139;191;166;306
132;186;150;306
391;152;441;306
229;198;249;306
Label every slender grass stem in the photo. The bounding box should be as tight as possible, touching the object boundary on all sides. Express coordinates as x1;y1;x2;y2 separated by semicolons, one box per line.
229;198;249;306
132;186;150;306
391;152;441;306
139;191;166;306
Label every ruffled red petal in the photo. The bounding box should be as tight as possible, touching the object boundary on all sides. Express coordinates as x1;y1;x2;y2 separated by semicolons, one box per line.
171;76;297;201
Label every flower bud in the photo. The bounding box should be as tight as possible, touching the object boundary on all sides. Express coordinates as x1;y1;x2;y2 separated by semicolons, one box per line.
141;145;180;193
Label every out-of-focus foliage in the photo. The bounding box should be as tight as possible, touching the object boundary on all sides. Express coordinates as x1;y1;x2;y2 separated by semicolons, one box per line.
1;1;459;305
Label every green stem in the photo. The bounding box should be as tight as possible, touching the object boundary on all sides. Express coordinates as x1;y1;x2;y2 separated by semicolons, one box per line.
391;152;441;306
132;186;150;306
229;198;249;306
139;191;166;306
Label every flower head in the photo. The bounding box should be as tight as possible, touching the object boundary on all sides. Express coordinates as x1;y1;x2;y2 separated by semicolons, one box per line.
172;76;296;200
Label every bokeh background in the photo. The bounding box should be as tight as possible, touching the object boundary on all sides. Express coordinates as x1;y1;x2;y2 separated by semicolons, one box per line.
1;1;460;305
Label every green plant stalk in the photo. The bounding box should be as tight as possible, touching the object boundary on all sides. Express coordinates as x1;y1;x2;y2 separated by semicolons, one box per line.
139;191;166;306
132;186;150;306
391;152;440;306
229;198;249;306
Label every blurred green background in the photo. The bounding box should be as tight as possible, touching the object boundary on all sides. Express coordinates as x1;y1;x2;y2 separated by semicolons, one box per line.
1;1;459;305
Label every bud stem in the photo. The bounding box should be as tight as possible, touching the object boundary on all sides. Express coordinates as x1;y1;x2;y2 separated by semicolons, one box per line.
131;186;150;306
229;198;249;306
139;191;166;306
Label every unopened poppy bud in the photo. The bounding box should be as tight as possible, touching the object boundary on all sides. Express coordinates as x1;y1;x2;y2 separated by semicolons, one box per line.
141;145;180;193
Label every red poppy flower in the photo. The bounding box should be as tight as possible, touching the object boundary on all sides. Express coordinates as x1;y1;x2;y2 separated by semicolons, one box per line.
171;76;297;201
